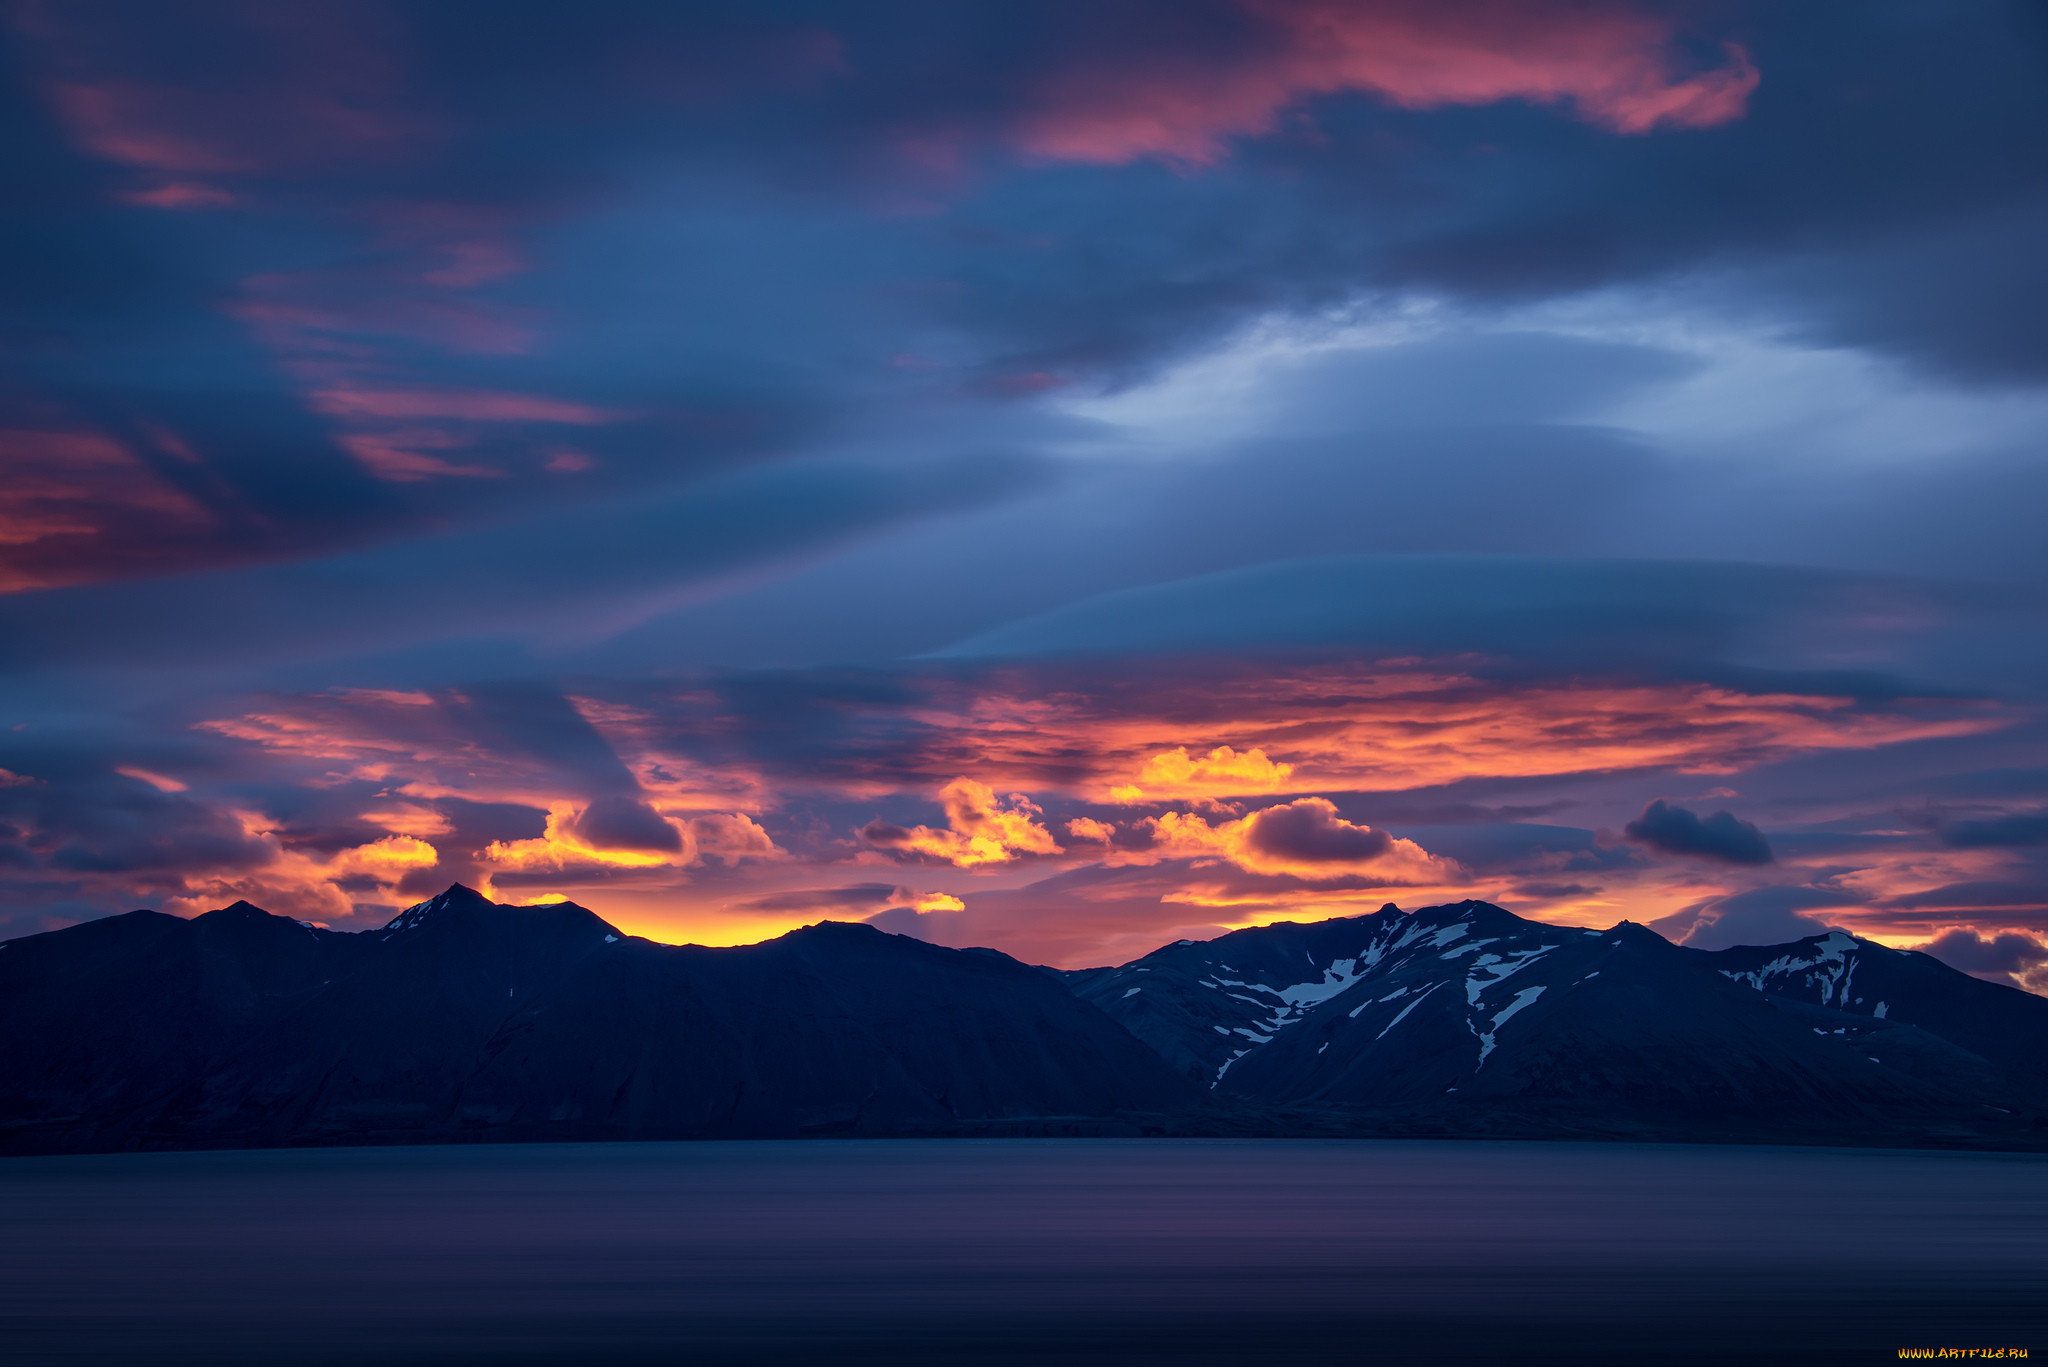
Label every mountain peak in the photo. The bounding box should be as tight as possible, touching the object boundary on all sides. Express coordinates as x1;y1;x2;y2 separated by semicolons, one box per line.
381;884;495;935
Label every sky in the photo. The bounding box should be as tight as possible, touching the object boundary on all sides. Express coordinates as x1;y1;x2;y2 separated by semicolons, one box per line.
3;0;2047;989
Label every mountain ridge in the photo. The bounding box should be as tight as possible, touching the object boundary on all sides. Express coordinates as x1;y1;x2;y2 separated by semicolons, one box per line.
0;885;1194;1154
1065;899;2048;1148
4;887;2044;1154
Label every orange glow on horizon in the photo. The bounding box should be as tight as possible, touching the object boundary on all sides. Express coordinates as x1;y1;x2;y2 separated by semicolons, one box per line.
164;662;2038;977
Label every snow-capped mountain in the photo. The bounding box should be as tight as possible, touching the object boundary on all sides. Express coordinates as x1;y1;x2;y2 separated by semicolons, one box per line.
1069;900;2048;1141
1700;930;2048;1098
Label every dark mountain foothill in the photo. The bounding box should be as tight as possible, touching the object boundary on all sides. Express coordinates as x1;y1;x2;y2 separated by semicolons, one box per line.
4;888;2045;1155
0;885;1195;1155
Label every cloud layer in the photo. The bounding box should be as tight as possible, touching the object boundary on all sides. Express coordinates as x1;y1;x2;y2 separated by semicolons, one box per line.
0;1;2042;987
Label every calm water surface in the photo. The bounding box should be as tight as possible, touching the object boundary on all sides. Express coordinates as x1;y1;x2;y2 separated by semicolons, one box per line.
2;1138;2042;1365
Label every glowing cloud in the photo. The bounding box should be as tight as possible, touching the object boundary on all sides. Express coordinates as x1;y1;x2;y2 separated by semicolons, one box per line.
861;778;1064;868
892;667;2005;802
1107;745;1294;804
1126;796;1458;883
327;834;440;882
163;659;2032;965
482;803;679;879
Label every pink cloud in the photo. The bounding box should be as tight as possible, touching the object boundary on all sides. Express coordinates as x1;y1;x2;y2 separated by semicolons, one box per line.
1018;0;1759;166
24;2;429;194
309;388;619;425
0;426;222;593
335;430;505;483
115;181;238;210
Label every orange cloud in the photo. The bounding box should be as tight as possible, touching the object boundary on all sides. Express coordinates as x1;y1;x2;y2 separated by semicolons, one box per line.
1066;816;1117;843
482;802;680;881
1093;796;1458;883
357;802;455;839
1106;744;1294;804
327;834;441;882
176;662;2036;967
200;687;763;813
861;778;1064;868
1019;0;1758;166
898;667;2005;802
143;823;446;928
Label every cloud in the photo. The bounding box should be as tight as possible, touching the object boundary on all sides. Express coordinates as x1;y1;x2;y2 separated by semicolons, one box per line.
732;883;953;916
860;778;1063;868
0;427;225;593
1085;796;1457;885
0;451;1045;672
1913;927;2048;992
1234;796;1394;869
1105;745;1293;803
1652;886;1854;951
3;625;2026;965
1940;811;2048;849
688;812;781;864
482;804;680;880
933;556;2038;686
0;0;2040;647
566;795;682;854
1017;0;1758;166
1625;799;1774;865
0;2;2041;973
326;834;440;886
1880;880;2048;913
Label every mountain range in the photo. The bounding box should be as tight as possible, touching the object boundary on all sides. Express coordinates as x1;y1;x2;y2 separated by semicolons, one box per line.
1065;899;2048;1145
2;886;2043;1154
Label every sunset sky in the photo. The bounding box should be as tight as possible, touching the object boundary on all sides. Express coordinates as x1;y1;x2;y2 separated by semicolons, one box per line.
3;0;2046;989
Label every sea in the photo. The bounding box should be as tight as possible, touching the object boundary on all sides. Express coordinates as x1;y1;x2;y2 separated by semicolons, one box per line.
2;1137;2042;1365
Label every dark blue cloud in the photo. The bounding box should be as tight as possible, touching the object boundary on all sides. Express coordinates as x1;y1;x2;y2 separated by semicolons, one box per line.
1918;927;2048;991
1624;800;1773;865
933;555;2043;697
2;0;2044;606
1940;812;2048;849
0;451;1043;673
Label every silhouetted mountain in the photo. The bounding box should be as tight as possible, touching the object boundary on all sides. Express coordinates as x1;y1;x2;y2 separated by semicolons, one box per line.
0;886;1194;1155
1067;900;2048;1146
8;890;2046;1154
